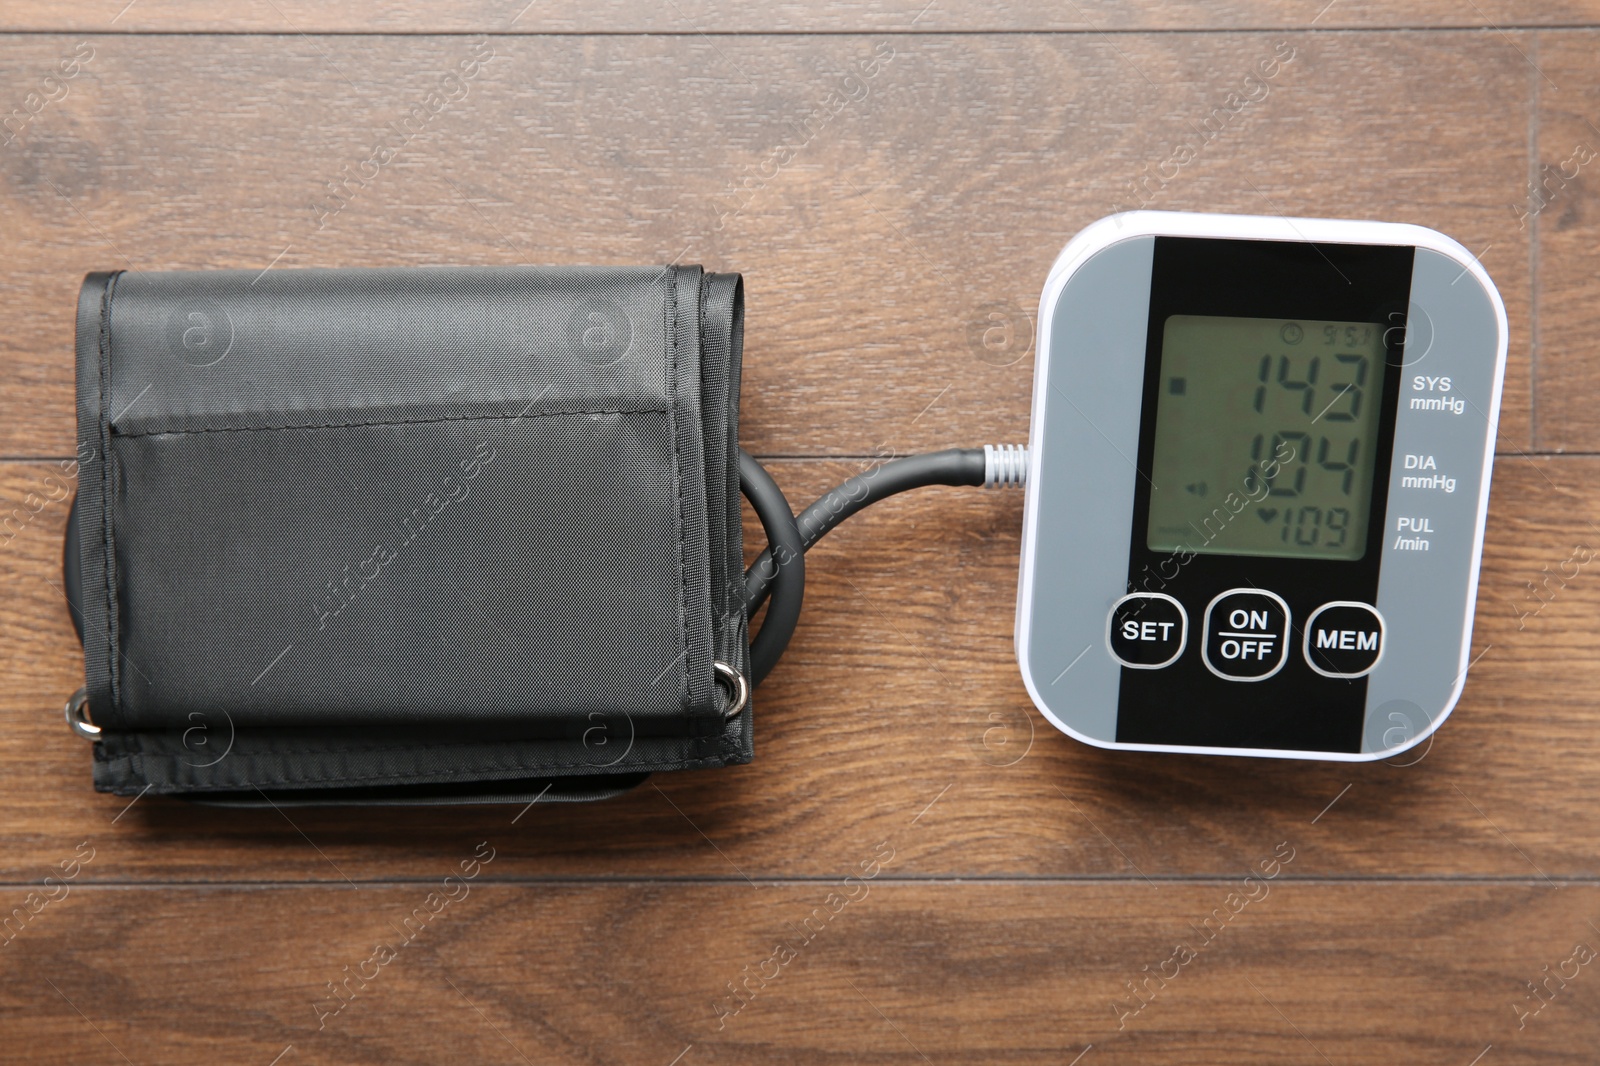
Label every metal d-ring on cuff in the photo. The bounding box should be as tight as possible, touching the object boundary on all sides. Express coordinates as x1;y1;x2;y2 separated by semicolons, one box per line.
65;686;101;739
713;661;748;720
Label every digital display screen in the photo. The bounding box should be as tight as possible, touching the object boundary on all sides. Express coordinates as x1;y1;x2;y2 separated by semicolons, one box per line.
1146;315;1388;560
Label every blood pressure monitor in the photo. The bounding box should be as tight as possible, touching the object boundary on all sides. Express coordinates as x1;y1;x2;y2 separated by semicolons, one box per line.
1016;211;1507;760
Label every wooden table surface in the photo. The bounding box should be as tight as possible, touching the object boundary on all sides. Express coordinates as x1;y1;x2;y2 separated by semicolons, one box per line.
4;3;1600;1063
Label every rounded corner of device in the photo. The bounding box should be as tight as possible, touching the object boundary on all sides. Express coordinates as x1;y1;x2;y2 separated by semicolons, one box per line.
1406;680;1469;754
1042;214;1159;302
1015;654;1120;750
1035;703;1124;752
1410;225;1506;301
1352;675;1467;761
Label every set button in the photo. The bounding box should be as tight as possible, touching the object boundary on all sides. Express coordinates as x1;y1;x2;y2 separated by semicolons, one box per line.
1303;601;1385;678
1202;589;1291;681
1106;593;1187;669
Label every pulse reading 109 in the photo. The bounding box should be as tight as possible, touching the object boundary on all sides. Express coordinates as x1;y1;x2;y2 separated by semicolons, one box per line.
1145;315;1389;561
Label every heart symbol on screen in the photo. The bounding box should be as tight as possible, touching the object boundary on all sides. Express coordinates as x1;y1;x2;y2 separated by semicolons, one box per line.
1257;508;1278;523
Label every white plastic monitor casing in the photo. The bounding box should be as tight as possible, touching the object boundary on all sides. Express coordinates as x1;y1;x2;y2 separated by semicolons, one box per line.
1015;210;1509;762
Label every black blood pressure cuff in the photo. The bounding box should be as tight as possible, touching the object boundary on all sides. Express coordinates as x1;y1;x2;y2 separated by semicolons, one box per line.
67;265;750;804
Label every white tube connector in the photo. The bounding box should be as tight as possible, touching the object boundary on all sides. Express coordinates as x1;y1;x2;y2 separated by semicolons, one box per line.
983;444;1028;488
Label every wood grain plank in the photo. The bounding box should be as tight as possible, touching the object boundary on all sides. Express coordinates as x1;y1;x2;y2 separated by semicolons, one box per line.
2;451;1597;882
1;881;1597;1064
0;30;1533;459
4;0;1600;34
1532;33;1600;451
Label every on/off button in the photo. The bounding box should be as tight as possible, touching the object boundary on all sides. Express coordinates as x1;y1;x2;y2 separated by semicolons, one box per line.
1203;589;1291;681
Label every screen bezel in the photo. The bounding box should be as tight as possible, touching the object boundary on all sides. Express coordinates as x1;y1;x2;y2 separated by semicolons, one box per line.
1115;236;1414;752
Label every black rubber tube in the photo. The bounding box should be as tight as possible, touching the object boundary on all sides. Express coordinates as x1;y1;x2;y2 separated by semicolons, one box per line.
745;449;985;611
738;448;806;686
739;448;987;686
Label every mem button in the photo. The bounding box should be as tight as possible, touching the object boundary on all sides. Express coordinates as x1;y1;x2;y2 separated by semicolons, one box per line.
1202;589;1291;681
1107;593;1187;669
1303;601;1386;678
